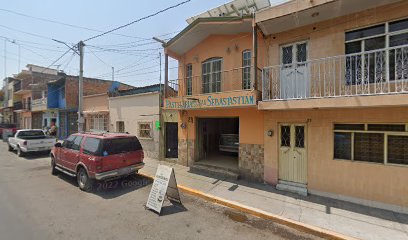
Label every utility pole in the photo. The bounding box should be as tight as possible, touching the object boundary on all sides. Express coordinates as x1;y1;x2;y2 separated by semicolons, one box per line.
112;67;114;81
78;41;85;132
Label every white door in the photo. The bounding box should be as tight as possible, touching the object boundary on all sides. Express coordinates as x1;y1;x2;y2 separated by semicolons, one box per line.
279;124;307;184
280;42;309;99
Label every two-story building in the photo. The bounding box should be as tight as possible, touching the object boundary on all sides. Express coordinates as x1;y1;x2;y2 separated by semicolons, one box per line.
163;0;270;181
257;0;408;212
162;0;408;212
47;75;132;139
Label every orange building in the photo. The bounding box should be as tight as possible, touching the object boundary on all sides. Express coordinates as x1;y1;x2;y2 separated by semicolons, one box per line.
163;0;408;212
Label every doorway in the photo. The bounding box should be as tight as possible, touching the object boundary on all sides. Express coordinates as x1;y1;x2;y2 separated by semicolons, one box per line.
278;123;307;184
197;118;239;169
280;41;309;99
165;122;178;158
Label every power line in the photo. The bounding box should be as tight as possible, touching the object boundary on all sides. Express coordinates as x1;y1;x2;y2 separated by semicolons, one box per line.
86;46;111;68
0;8;151;40
83;0;192;42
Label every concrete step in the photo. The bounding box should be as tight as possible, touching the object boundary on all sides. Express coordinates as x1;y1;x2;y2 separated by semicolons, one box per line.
276;180;308;196
190;163;240;180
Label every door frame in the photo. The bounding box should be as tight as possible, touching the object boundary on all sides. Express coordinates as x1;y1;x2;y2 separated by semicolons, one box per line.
279;40;310;99
165;122;178;159
278;122;308;185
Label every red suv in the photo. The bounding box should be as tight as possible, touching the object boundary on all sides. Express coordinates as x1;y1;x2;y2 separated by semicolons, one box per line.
50;132;144;191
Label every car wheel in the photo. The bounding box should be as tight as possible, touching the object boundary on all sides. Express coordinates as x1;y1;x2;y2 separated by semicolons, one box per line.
51;157;58;175
17;146;24;157
77;167;94;192
8;144;13;152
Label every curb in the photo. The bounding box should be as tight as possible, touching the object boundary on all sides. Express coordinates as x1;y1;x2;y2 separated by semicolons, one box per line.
138;172;357;240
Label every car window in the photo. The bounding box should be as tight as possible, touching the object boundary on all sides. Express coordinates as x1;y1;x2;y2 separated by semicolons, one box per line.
101;137;142;156
63;135;76;149
72;136;83;151
17;130;45;139
83;137;101;156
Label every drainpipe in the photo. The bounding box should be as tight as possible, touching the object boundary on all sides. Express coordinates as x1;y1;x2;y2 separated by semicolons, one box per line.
252;12;258;90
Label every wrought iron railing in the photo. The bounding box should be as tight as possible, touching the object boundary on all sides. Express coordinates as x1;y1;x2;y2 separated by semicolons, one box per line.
31;98;47;111
262;45;408;101
167;66;261;97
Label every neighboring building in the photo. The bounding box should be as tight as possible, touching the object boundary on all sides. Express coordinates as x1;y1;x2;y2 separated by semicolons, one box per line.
162;0;270;181
1;77;23;125
257;0;408;211
109;84;161;159
48;75;133;139
83;93;109;132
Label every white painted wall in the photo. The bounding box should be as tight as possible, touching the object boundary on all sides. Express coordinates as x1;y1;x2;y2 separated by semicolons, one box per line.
108;92;160;159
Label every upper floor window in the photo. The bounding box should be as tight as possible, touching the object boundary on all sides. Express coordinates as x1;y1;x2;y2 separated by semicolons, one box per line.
345;18;408;85
202;58;222;93
186;64;193;96
242;50;252;90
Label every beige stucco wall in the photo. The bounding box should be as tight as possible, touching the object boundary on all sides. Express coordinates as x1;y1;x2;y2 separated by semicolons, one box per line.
262;1;408;66
83;93;109;113
109;92;160;159
263;107;408;208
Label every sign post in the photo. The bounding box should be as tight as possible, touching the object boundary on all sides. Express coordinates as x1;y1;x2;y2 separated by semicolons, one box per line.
146;164;181;215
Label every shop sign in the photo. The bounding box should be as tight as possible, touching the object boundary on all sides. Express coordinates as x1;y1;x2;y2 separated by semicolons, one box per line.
164;91;258;110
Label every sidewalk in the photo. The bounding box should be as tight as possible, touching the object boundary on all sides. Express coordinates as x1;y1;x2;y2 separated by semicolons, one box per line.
140;158;408;240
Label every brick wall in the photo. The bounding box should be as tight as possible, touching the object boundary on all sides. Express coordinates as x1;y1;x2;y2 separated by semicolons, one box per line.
65;77;133;109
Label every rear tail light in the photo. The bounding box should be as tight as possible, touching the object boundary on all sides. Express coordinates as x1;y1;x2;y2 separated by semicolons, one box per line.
95;157;103;171
23;141;27;146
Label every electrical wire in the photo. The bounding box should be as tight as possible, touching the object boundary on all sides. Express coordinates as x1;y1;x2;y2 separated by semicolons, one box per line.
83;0;192;42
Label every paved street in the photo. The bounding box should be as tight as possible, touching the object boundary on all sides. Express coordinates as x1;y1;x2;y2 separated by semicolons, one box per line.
0;142;319;240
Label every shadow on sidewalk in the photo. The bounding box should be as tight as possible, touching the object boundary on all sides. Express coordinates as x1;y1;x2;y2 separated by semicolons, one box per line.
188;170;408;225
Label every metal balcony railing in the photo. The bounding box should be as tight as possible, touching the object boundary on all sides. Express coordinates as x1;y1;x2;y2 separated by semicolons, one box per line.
262;45;408;101
31;98;47;111
13;101;23;110
22;102;31;111
167;66;261;98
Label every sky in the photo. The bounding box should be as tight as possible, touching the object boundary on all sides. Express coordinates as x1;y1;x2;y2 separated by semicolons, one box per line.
0;0;280;87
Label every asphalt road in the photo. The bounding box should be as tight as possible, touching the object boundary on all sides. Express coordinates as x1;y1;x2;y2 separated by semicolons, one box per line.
0;142;319;240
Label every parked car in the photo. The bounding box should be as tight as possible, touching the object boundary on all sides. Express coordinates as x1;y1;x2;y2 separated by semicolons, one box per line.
50;132;145;191
0;123;18;141
8;129;57;157
219;134;239;153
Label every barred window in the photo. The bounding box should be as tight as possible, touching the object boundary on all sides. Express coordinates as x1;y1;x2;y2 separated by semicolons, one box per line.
138;122;152;139
116;121;125;133
333;124;408;166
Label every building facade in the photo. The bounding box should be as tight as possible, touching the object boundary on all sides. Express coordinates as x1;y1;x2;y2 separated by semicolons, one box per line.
83;93;110;132
161;0;408;212
109;85;161;159
163;16;266;181
257;0;408;211
47;76;132;139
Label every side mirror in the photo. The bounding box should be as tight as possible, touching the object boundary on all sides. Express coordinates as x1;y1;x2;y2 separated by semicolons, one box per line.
54;142;62;148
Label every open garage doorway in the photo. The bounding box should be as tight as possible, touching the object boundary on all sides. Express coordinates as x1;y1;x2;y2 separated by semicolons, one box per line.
196;118;239;170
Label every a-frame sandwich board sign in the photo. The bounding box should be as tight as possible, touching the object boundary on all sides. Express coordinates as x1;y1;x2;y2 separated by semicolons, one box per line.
146;164;181;215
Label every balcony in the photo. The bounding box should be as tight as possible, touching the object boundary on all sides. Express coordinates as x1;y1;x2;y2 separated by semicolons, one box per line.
31;98;47;112
164;67;261;110
13;101;23;111
260;45;408;110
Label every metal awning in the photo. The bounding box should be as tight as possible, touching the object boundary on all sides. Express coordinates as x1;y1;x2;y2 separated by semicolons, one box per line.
256;0;403;35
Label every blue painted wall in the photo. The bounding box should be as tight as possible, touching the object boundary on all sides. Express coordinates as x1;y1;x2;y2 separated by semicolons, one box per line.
47;82;66;109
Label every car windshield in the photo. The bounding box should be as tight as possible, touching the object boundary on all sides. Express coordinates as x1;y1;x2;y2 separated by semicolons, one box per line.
18;130;46;139
101;137;142;156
